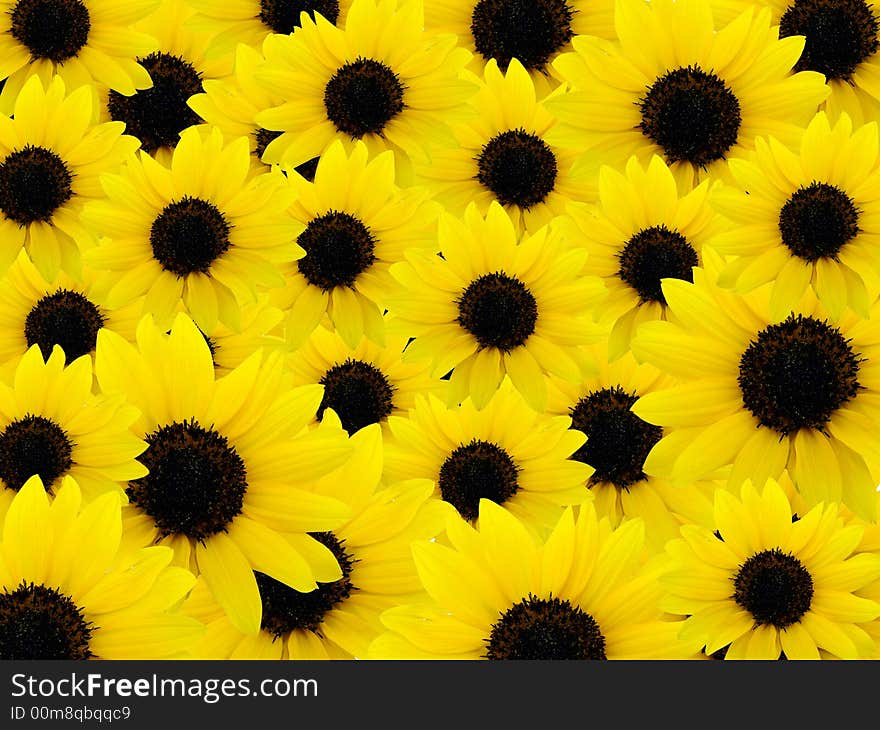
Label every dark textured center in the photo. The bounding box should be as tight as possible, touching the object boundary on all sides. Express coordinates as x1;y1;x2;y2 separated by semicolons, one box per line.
457;272;538;351
738;314;862;436
476;129;558;209
639;66;742;168
10;0;90;63
24;289;105;363
258;0;340;32
107;53;204;153
438;440;519;521
570;387;663;489
0;145;73;225
297;211;375;290
150;197;231;277
734;548;813;628
617;225;699;304
127;419;247;540
317;359;394;435
257;532;356;638
778;182;860;262
470;0;573;71
324;58;405;138
485;595;606;660
780;0;879;80
0;414;73;493
0;582;92;660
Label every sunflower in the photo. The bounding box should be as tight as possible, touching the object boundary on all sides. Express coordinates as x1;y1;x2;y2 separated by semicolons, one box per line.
566;154;726;360
0;75;140;281
94;312;355;635
546;345;716;551
82;126;300;334
664;478;880;659
254;0;476;182
370;500;696;659
854;496;880;657
288;326;445;436
711;111;880;321
545;0;830;189
0;344;147;518
0;474;204;659
631;271;880;522
387;202;604;411
0;0;157;115
384;379;591;530
184;425;451;659
414;58;592;234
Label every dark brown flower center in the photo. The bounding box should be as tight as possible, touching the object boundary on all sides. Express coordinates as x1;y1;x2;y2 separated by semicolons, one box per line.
734;548;813;629
0;414;73;493
778;182;860;262
150;197;231;277
438;439;519;521
11;0;90;63
476;129;558;209
297;211;376;290
317;359;394;435
0;145;73;225
324;58;405;138
617;225;698;304
258;0;340;32
457;272;538;351
24;289;105;363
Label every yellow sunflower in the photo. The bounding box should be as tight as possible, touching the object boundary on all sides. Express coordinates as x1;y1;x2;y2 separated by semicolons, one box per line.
95;312;355;635
711;111;880;321
384;379;591;529
388;202;605;411
370;500;696;659
254;0;476;182
631;271;880;522
664;478;880;659
268;139;439;349
565;154;726;360
83;126;300;334
288;326;445;436
0;474;204;659
184;425;451;659
0;344;147;517
854;496;880;657
545;0;830;189
0;0;157;115
0;75;140;281
415;58;592;234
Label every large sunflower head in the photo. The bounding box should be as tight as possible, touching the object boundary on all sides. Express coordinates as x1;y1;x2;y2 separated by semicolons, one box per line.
83;126;300;334
388;202;605;411
664;478;880;659
546;0;830;187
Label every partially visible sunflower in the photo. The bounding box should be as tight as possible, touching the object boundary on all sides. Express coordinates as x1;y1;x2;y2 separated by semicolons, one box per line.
711;111;880;320
664;478;880;659
83;126;299;333
370;500;697;659
0;474;205;659
415;58;592;233
384;380;592;530
388;202;604;411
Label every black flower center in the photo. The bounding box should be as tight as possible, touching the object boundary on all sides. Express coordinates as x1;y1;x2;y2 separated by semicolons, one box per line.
150;197;231;277
470;0;573;71
24;289;105;363
127;419;247;541
438;439;519;522
0;414;73;493
778;182;860;262
0;145;73;225
297;211;376;290
780;0;879;80
317;359;394;435
485;594;606;660
457;272;538;351
254;128;282;162
10;0;90;63
107;52;204;154
738;314;862;436
734;548;813;629
476;129;558;209
0;582;92;660
617;225;699;304
324;58;405;138
570;387;663;490
257;532;356;638
258;0;340;32
639;66;742;168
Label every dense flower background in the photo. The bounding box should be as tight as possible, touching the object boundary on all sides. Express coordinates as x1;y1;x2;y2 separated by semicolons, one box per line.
1;0;880;661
